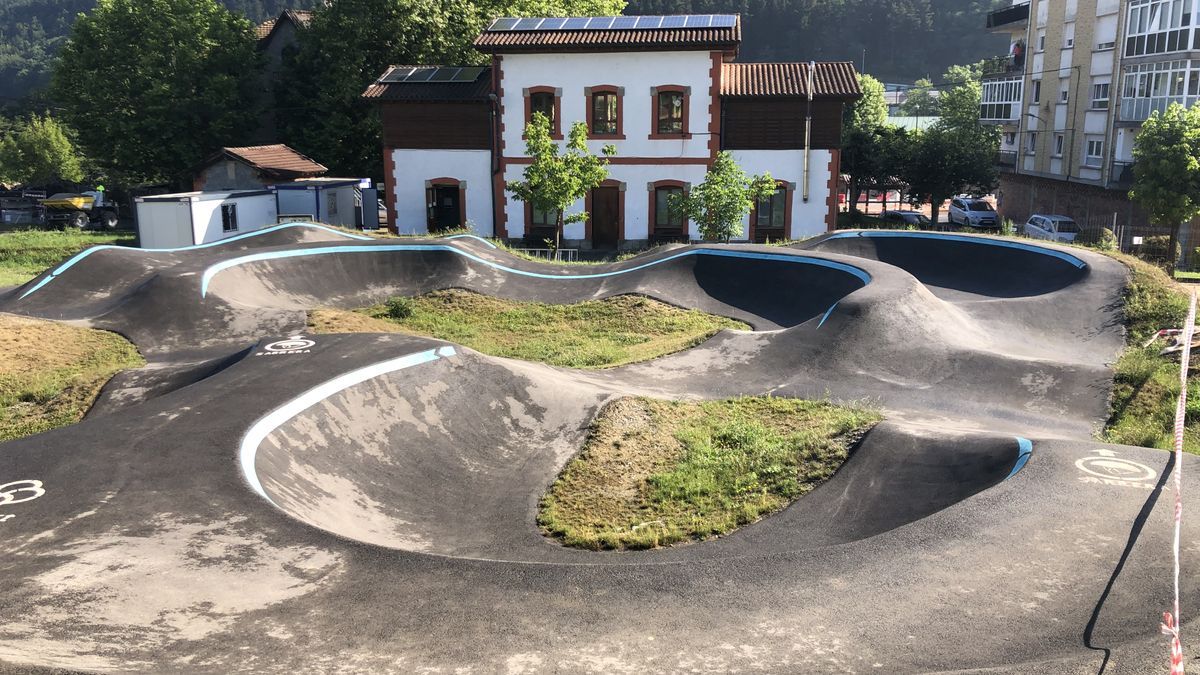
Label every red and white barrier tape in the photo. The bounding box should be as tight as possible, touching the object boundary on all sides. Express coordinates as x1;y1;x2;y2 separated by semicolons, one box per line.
1163;291;1196;675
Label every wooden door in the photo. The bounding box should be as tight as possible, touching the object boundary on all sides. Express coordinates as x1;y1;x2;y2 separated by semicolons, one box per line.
591;187;620;248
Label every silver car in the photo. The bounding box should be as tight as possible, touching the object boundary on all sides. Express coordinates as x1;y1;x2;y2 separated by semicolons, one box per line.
947;197;999;229
1023;214;1079;242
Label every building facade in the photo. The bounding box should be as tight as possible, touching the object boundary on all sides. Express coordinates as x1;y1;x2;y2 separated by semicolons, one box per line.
364;15;860;248
981;0;1200;232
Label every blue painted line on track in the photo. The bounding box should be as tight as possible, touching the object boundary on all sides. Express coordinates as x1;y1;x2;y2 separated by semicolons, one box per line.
199;244;873;298
824;230;1088;269
240;345;455;504
18;222;374;300
1005;437;1034;480
816;301;840;328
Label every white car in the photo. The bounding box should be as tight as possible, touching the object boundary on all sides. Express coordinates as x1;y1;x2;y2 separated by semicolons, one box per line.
1023;214;1079;243
947;197;999;229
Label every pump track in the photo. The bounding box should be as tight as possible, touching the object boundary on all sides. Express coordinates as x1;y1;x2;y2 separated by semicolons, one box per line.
0;223;1194;673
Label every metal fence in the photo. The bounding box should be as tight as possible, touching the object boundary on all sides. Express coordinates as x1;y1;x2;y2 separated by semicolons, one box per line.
510;247;580;262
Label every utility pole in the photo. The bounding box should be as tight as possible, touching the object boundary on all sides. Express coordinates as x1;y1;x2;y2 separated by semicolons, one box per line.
862;48;867;74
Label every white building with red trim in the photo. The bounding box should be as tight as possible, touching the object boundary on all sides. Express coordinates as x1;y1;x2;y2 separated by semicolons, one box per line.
363;14;860;248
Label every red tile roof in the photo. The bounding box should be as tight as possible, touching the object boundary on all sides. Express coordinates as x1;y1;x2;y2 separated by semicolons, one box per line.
362;66;493;102
474;24;739;53
721;62;860;98
217;144;327;178
255;9;314;41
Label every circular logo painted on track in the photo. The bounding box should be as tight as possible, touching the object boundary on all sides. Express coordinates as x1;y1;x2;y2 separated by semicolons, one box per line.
1075;456;1157;482
264;337;315;353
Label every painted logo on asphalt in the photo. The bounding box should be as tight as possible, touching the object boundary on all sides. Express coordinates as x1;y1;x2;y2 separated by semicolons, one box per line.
1076;449;1157;489
0;479;45;522
257;336;315;356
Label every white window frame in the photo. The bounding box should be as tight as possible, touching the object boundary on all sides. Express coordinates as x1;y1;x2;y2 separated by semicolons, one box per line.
1085;137;1105;167
1091;80;1111;108
221;203;238;233
1054;134;1065;157
1027;131;1038;155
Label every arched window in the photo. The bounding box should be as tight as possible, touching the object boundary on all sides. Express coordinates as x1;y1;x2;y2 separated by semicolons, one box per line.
650;85;690;138
523;86;561;139
647;179;689;242
586;85;624;139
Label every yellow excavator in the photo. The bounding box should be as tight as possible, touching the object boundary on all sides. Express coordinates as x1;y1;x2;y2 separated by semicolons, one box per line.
40;187;119;229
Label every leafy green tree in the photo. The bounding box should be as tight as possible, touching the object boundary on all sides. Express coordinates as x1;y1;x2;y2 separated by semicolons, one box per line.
507;113;615;254
278;0;625;178
845;73;888;133
669;151;775;243
900;123;997;225
1131;102;1200;269
842;124;909;220
937;61;987;130
898;77;938;116
0;114;84;185
51;0;261;185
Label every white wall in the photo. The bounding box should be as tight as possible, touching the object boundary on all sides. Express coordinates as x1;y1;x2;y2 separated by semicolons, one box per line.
731;149;833;240
500;51;714;160
136;201;194;248
277;189;316;219
191;193;277;244
320;185;359;227
390;149;493;236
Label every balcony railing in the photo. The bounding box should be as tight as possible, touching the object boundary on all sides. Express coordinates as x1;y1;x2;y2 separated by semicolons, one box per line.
1121;96;1200;123
996;150;1018;170
986;2;1030;30
1110;160;1136;189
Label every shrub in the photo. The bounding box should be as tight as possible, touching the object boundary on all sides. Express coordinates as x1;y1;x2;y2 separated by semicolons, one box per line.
1000;218;1016;236
1138;234;1181;265
1077;227;1118;251
385;296;414;320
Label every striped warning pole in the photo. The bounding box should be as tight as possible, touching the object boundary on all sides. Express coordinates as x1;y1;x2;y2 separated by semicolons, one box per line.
1163;291;1196;675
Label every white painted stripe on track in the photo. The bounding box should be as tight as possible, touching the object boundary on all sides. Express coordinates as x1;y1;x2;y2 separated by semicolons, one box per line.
238;345;456;505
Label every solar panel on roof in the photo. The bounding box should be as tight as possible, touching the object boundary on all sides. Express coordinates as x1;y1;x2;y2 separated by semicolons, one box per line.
514;17;542;29
587;16;615;29
486;13;733;31
489;17;519;30
539;17;567;29
661;15;686;28
562;16;590;29
455;66;485;82
381;67;414;83
407;68;435;82
710;15;737;27
684;15;709;27
611;16;637;29
634;15;662;29
429;67;458;81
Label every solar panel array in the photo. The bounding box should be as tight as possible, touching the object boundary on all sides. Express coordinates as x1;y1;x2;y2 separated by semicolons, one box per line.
381;66;487;84
487;15;736;31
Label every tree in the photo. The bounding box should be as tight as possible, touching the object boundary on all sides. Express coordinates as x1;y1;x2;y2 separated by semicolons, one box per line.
668;151;775;243
842;124;909;219
937;61;987;130
900;124;997;225
898;77;939;116
0;114;84;185
51;0;262;185
1131;102;1200;269
845;73;888;133
507;113;615;255
278;0;625;178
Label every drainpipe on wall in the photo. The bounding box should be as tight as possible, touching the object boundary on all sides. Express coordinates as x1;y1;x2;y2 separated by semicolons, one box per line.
488;92;499;235
803;61;814;203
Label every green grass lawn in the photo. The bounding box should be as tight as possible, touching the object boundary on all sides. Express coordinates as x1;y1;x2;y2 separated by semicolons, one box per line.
0;313;143;441
1103;251;1198;451
309;289;748;368
0;229;135;287
538;396;881;550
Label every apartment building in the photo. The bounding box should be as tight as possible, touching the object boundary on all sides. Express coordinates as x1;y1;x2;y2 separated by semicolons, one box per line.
363;15;861;248
981;0;1188;229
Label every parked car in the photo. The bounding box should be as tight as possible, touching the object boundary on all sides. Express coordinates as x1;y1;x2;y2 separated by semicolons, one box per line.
881;210;931;228
947;197;999;229
1022;214;1080;242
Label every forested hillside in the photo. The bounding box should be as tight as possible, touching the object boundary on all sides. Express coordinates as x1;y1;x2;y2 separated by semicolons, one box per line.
2;0;1005;105
0;0;324;104
629;0;1007;84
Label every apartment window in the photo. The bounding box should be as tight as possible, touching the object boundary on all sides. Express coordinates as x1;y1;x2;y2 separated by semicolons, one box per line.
221;203;238;233
1097;41;1116;50
980;75;1023;121
1059;79;1070;103
524;87;562;138
651;86;690;137
1125;0;1193;58
1005;132;1017;145
1091;80;1111;108
653;185;685;231
588;86;623;137
1121;59;1200;121
531;205;554;228
1054;134;1065;157
756;187;787;230
1065;37;1075;48
1037;32;1046;51
1085;137;1105;167
1027;132;1038;154
1032;79;1042;103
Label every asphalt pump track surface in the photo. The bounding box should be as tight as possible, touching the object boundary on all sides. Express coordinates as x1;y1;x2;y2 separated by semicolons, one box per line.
0;223;1193;673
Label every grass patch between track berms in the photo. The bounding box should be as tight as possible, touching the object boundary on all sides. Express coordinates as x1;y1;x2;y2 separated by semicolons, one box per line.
309;289;748;369
0;314;143;441
538;396;881;550
0;229;135;287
